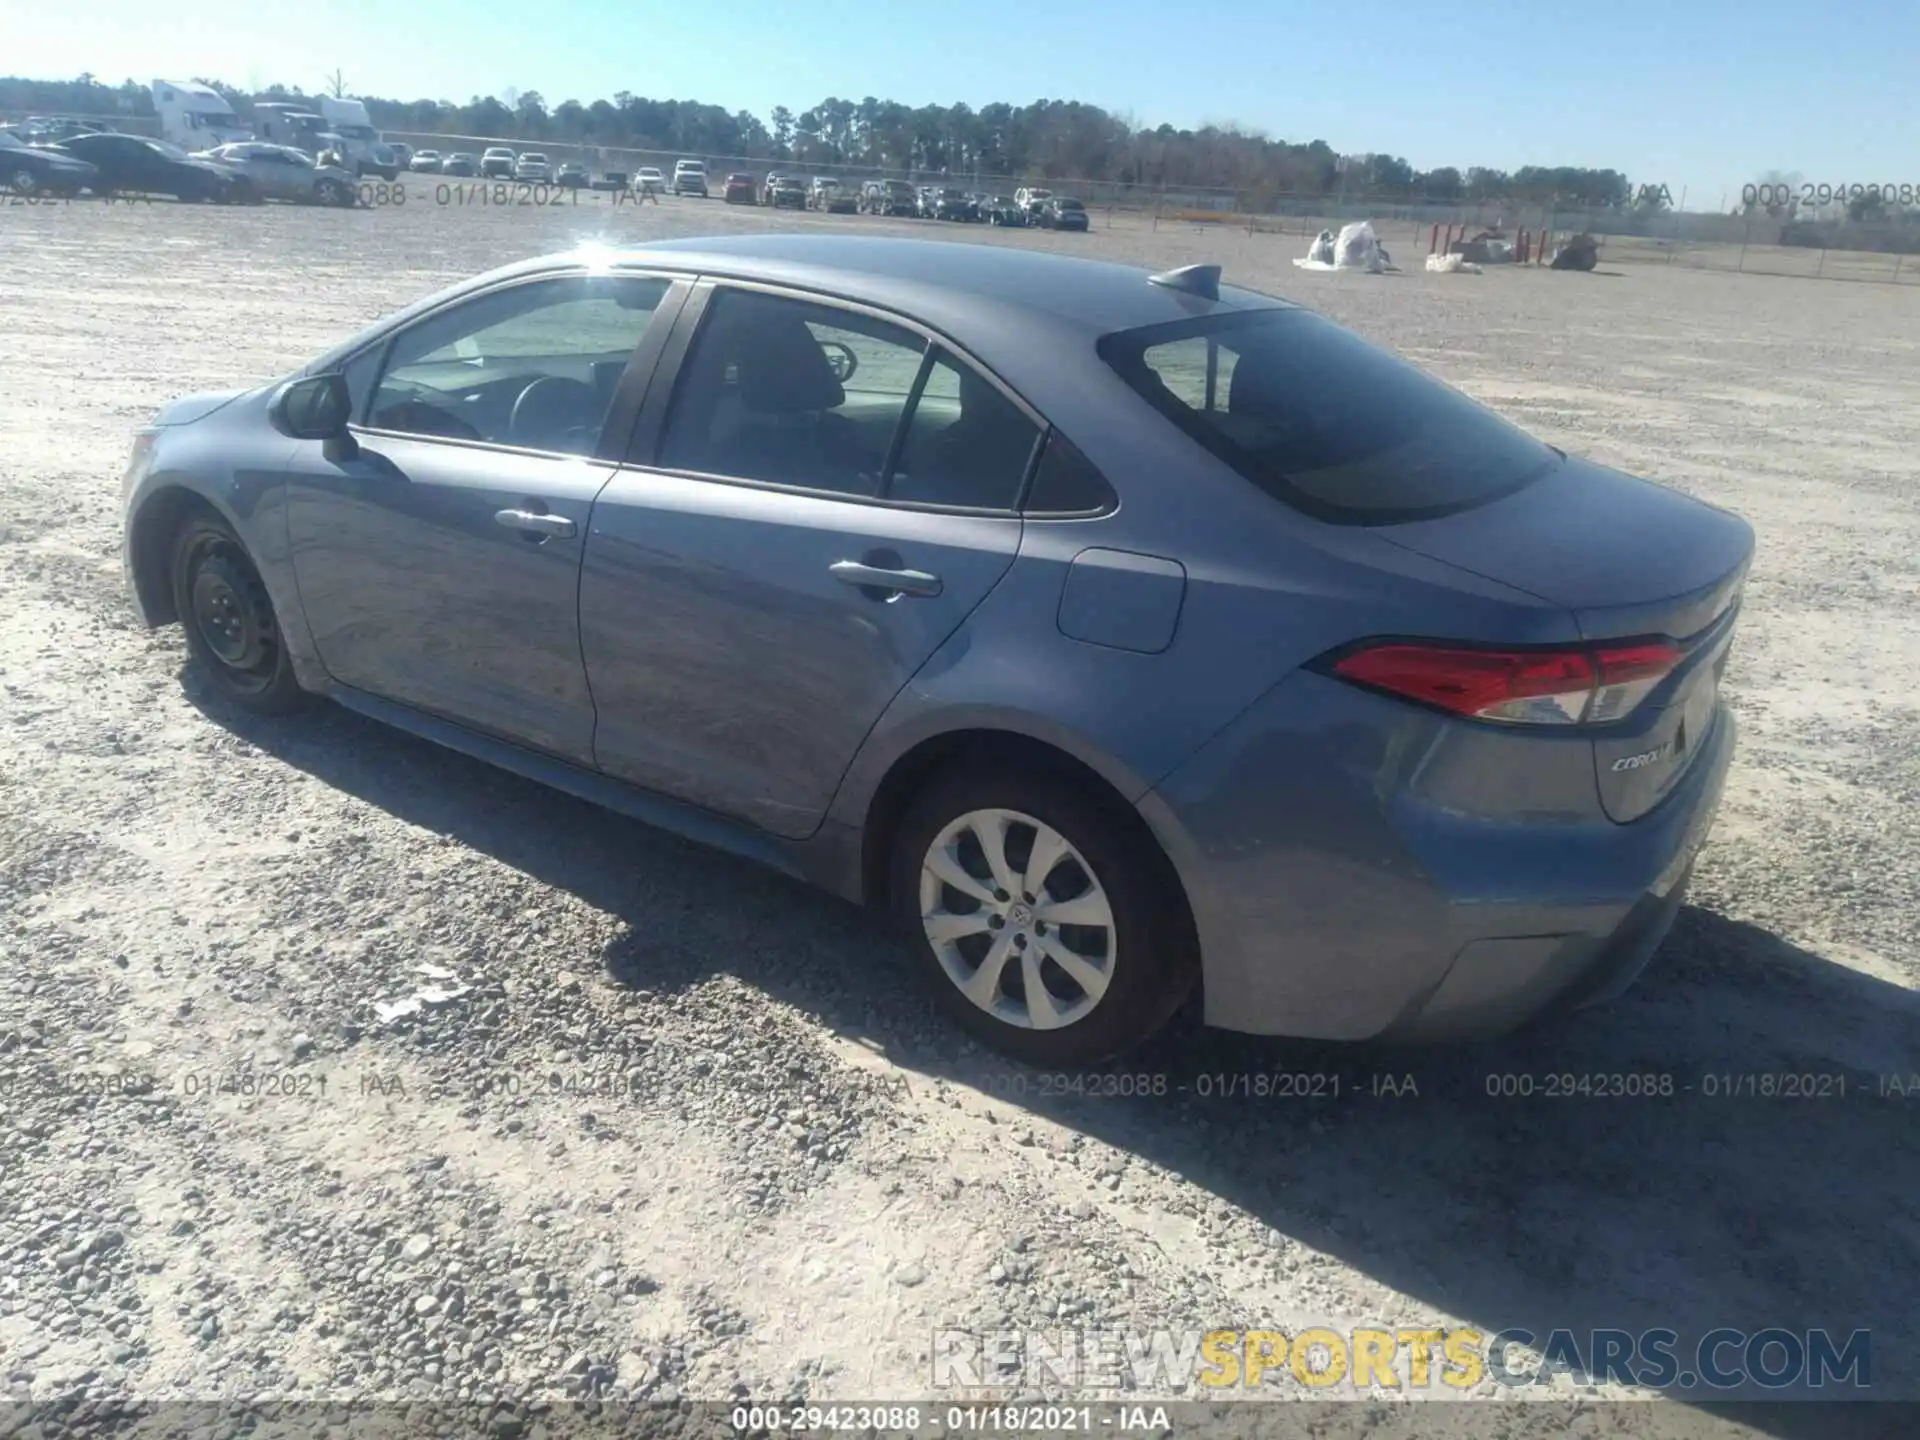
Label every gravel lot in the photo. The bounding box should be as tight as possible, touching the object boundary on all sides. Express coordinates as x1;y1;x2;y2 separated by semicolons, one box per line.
1;188;1915;1435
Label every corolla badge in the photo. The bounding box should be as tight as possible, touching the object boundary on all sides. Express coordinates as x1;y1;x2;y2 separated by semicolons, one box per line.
1611;742;1673;772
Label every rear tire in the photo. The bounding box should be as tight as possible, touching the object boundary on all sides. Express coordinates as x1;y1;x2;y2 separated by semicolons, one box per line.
169;514;311;715
889;765;1197;1066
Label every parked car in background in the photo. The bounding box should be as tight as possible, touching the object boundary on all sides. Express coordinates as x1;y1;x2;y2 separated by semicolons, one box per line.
982;195;1025;226
634;166;665;196
809;177;856;213
554;161;589;189
930;186;972;220
480;146;516;178
1040;196;1090;231
723;172;757;204
441;153;479;176
916;185;939;217
124;234;1752;1065
592;169;629;192
1014;186;1053;222
409;149;442;172
861;178;918;216
51;132;250;202
514;152;553;183
201;143;357;206
14;117;112;146
0;128;99;196
388;142;413;170
964;193;990;221
672;158;707;196
769;175;808;209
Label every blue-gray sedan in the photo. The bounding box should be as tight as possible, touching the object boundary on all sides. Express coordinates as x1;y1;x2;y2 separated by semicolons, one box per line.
120;235;1752;1064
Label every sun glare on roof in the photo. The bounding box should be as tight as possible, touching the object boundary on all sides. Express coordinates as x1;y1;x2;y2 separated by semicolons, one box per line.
573;241;619;275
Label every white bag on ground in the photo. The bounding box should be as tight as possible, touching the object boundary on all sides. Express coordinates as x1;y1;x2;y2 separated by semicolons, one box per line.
1335;220;1388;272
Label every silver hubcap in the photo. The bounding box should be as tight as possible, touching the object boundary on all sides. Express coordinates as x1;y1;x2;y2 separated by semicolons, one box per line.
918;807;1115;1030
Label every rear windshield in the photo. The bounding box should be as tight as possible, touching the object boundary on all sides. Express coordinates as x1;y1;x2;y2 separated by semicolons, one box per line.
1098;309;1558;524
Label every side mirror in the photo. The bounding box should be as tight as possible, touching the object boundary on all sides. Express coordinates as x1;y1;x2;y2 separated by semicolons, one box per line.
270;372;354;442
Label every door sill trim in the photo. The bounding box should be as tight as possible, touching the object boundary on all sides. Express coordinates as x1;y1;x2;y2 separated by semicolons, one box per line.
330;684;812;885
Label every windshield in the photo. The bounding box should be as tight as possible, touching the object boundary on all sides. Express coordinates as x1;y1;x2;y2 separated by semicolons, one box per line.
1099;309;1559;524
0;132;26;151
336;124;377;140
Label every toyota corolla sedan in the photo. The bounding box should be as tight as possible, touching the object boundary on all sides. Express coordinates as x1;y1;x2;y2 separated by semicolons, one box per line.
119;236;1751;1065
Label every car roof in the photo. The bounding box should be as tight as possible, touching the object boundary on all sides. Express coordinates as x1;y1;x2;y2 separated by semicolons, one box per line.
616;234;1290;337
307;235;1294;423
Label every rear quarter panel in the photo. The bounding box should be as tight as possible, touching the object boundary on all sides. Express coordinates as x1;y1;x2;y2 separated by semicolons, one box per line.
830;334;1586;836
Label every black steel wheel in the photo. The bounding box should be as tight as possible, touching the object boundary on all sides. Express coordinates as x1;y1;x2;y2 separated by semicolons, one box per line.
169;514;310;714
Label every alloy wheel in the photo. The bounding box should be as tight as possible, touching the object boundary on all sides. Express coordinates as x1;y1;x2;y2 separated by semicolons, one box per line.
918;807;1116;1030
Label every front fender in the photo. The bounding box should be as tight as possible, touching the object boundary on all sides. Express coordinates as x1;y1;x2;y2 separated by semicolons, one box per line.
122;410;325;689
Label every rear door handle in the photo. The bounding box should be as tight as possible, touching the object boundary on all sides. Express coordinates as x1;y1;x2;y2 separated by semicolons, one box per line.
494;508;576;539
830;560;943;598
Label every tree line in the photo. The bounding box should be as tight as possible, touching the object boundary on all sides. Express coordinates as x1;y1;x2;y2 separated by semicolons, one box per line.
4;72;1645;207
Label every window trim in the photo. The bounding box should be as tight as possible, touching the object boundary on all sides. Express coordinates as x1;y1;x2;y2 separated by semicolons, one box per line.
625;276;1049;517
345;268;692;464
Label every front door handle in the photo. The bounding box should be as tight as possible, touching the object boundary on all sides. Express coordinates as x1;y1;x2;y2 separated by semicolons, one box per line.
494;508;576;539
830;560;943;598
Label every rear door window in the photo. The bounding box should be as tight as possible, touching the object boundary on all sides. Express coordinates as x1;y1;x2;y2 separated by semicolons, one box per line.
655;288;1040;509
657;289;928;496
888;349;1041;509
1099;310;1559;524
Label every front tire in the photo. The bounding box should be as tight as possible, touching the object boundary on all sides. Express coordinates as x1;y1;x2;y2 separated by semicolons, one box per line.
8;167;39;196
890;766;1196;1065
169;515;310;715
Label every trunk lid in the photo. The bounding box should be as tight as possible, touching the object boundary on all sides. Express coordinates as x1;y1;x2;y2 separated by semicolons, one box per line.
1377;455;1753;640
1378;455;1754;822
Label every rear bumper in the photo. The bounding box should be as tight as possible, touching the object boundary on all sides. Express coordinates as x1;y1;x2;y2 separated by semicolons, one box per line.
1137;673;1736;1042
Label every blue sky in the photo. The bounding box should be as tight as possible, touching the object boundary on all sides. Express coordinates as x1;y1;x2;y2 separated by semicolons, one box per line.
5;0;1910;206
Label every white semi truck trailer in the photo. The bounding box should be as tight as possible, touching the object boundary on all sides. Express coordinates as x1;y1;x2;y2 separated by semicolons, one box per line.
150;80;251;150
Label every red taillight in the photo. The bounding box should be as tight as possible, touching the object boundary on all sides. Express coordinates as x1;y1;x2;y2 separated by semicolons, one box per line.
1331;639;1682;726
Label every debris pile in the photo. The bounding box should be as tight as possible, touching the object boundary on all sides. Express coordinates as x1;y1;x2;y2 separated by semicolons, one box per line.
1550;233;1601;270
1294;220;1396;273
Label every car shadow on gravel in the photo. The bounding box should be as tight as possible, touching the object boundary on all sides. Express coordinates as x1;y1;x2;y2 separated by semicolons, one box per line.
198;688;1917;1426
